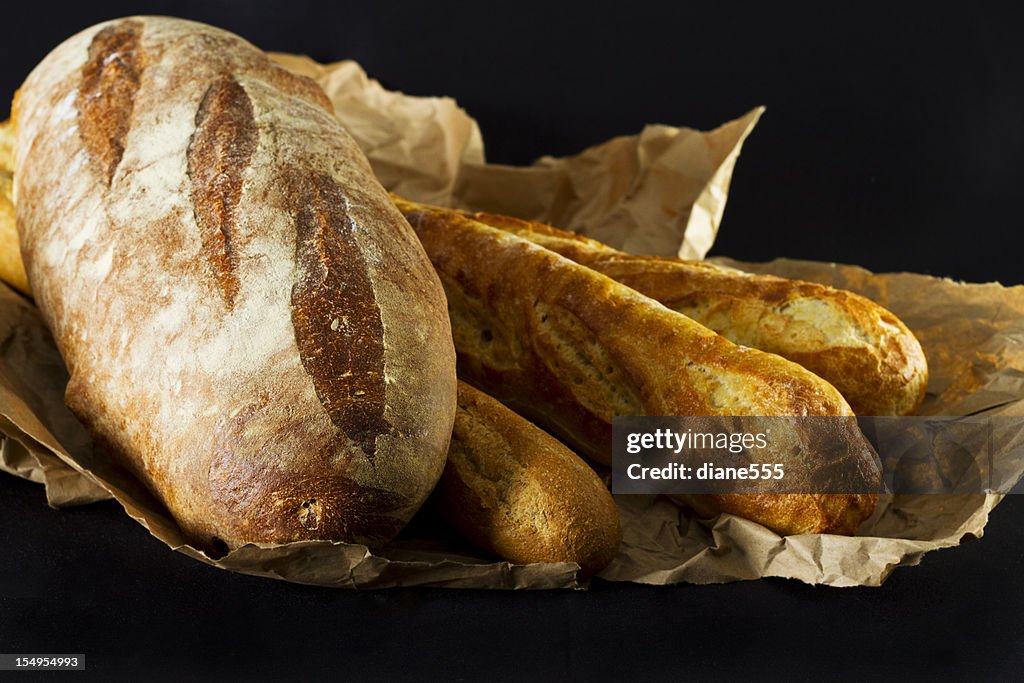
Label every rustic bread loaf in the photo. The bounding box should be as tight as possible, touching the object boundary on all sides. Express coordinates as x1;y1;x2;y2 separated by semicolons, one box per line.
438;206;928;417
13;17;456;553
438;382;621;576
395;197;880;535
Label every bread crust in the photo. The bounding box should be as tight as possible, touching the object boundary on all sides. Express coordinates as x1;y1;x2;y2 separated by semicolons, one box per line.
450;207;928;417
13;18;456;552
397;197;880;535
0;120;27;295
438;382;620;576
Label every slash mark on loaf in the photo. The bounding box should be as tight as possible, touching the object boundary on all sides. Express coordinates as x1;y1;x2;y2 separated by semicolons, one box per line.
77;19;145;184
290;172;389;457
187;77;257;307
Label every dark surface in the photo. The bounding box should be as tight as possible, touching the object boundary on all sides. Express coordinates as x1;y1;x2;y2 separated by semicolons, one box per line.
2;2;1023;680
3;474;1023;680
3;2;1021;285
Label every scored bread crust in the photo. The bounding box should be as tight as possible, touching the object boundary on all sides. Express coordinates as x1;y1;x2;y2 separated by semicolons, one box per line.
444;207;928;417
438;382;621;577
396;197;880;536
13;18;456;552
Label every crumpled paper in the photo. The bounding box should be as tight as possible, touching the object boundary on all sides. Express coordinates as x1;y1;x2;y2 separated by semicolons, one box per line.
268;54;760;260
2;54;1021;588
600;258;1024;586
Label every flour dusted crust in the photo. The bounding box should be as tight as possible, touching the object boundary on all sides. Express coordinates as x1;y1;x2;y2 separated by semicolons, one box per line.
13;17;456;552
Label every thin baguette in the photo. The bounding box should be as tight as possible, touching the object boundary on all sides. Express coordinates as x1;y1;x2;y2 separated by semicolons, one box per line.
0;120;27;295
396;197;880;536
439;382;620;576
438;205;928;417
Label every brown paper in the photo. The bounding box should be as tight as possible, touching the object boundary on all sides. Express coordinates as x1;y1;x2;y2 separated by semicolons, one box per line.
3;55;1022;588
452;111;763;260
267;54;485;206
267;54;760;260
598;258;1024;586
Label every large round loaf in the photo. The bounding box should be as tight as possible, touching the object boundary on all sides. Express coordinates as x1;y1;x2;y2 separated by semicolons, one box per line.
12;17;457;553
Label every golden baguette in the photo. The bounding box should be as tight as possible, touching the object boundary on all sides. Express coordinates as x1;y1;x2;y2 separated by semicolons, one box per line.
0;120;28;295
397;196;880;536
430;205;928;417
439;382;620;576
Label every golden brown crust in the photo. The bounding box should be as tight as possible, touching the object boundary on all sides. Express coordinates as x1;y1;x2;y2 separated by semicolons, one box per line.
288;171;389;457
14;18;456;553
0;191;22;295
455;207;928;417
186;76;257;307
438;382;620;576
396;197;880;536
204;393;409;544
677;490;875;536
77;20;145;184
0;120;26;295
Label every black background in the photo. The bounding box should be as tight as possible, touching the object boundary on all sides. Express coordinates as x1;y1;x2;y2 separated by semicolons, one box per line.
2;2;1023;680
